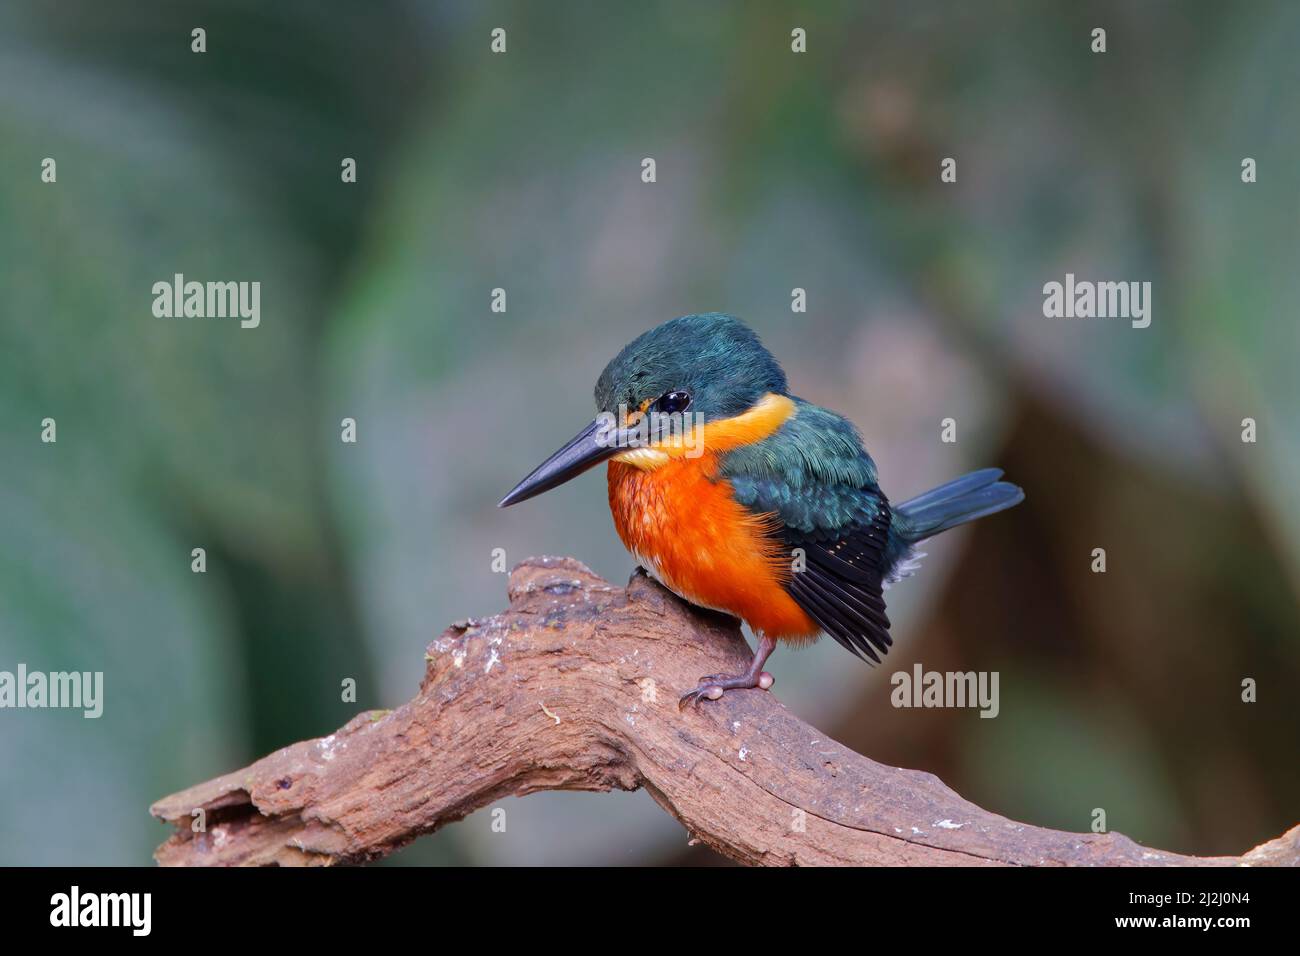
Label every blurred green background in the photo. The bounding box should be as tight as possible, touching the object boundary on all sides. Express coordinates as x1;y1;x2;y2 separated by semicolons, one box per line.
2;0;1297;865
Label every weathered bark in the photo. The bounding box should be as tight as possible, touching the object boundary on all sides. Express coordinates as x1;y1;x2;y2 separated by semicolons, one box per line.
151;556;1300;866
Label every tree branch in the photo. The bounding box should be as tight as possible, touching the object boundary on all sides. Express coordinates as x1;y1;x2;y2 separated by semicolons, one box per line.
151;556;1300;866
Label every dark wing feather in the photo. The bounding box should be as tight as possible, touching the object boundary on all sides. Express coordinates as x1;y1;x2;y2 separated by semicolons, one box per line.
721;398;896;664
783;507;893;663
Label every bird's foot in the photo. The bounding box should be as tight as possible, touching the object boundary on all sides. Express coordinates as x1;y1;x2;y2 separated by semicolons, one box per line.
678;670;775;710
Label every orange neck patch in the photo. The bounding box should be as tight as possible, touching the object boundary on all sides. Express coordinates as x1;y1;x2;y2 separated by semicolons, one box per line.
612;392;796;470
605;393;819;641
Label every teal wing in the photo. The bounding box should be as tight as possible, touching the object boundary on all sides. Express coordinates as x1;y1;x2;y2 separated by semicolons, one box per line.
719;399;896;662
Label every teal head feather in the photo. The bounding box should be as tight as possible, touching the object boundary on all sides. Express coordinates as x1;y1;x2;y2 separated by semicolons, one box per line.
594;312;788;420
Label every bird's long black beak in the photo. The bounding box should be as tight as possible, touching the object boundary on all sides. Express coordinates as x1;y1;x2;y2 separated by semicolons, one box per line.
498;417;627;507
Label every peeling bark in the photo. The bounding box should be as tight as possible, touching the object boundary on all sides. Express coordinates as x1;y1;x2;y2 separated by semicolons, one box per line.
151;557;1300;867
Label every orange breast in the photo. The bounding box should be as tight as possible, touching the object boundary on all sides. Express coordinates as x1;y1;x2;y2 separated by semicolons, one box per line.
607;456;820;641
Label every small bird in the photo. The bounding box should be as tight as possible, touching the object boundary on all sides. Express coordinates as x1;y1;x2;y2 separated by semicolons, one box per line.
500;313;1024;708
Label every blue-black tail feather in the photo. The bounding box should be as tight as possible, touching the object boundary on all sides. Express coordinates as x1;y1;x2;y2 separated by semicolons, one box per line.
894;468;1025;544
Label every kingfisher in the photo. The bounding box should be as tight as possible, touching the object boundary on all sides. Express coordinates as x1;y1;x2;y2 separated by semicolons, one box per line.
499;313;1024;708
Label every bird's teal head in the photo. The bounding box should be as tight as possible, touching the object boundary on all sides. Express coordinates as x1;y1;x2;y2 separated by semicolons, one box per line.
593;313;787;422
500;313;790;506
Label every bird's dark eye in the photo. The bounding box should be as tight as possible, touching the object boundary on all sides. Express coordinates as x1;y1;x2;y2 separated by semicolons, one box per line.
656;390;691;414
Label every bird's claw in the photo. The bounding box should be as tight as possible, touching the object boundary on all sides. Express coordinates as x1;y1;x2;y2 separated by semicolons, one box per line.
678;683;726;710
677;671;774;709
